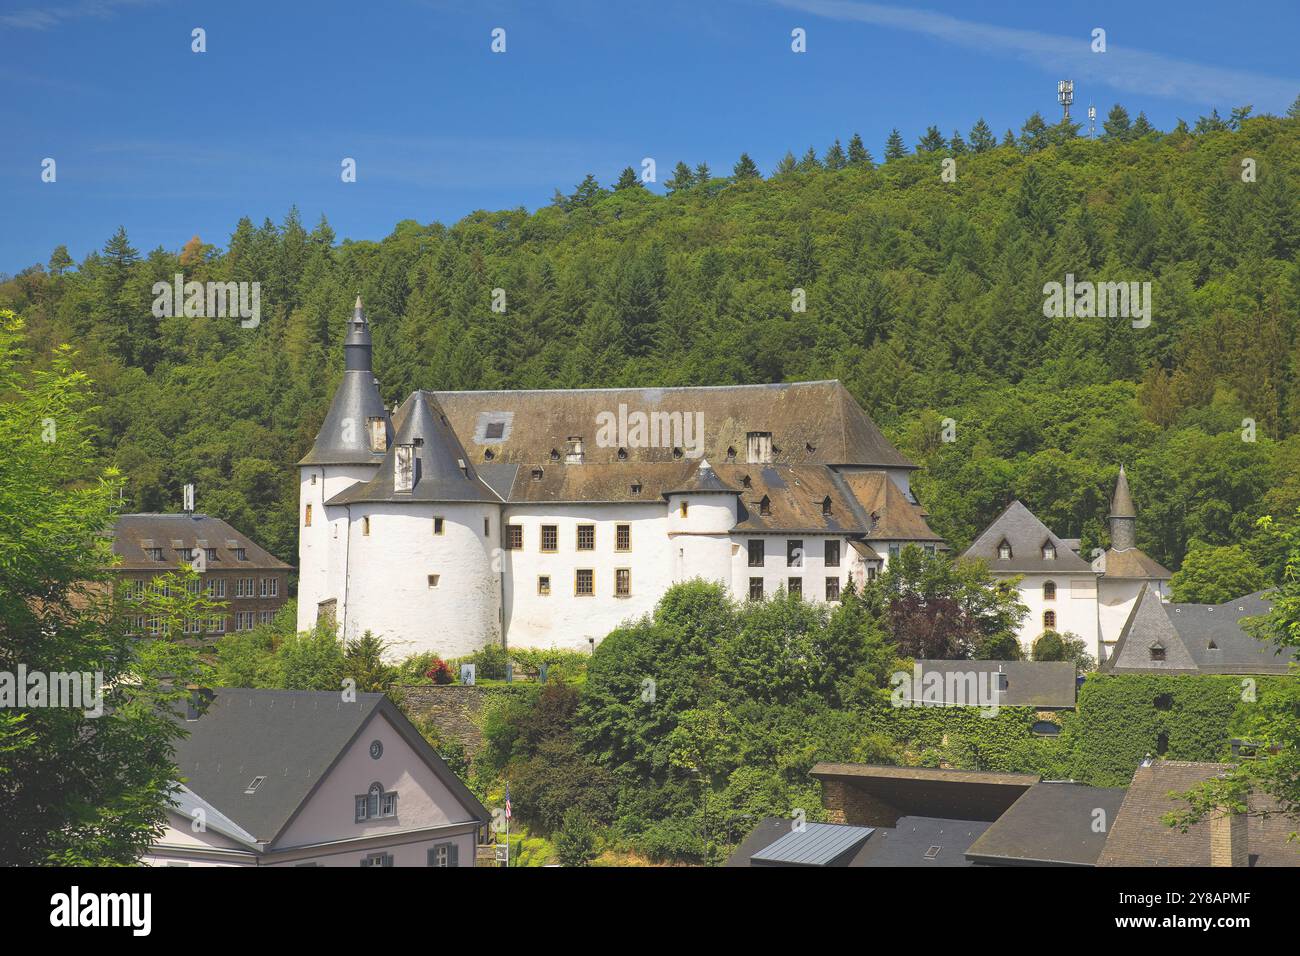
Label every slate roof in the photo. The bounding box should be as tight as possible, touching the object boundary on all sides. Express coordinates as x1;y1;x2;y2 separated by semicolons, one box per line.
961;500;1093;573
432;380;916;468
841;471;946;543
1097;761;1300;867
327;391;501;505
726;816;990;867
901;660;1078;708
964;782;1127;866
111;513;291;571
1102;586;1295;675
1109;465;1137;519
1095;546;1173;580
750;821;876;866
298;299;392;467
172;688;488;848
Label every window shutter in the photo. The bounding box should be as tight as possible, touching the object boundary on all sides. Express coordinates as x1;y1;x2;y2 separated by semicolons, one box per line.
448;843;459;867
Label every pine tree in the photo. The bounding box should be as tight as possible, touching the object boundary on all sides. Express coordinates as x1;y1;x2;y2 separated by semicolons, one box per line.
1018;112;1050;152
847;132;873;167
47;245;73;275
732;153;761;180
949;130;967;154
1228;105;1253;130
916;125;947;152
694;162;711;183
569;173;606;207
823;138;847;170
775;151;797;176
1194;108;1229;133
1288;94;1300;119
665;161;694;193
797;146;822;172
969;118;995;153
614;166;643;190
884;128;907;161
1001;129;1016;148
1103;104;1131;140
1131;112;1154;138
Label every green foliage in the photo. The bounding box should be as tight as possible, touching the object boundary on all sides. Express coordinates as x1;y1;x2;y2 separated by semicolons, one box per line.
1170;543;1268;603
0;312;209;865
1031;631;1067;661
554;808;599;866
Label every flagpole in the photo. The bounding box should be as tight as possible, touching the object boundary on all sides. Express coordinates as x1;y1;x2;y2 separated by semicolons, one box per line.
504;780;510;868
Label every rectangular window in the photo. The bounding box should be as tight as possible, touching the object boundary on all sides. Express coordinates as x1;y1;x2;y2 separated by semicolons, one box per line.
749;577;764;601
234;547;247;561
146;547;164;561
381;793;397;817
260;578;269;598
211;616;226;634
575;569;594;596
888;543;901;560
360;853;392;868
787;540;803;568
204;547;218;563
826;577;841;602
788;577;802;598
304;504;312;527
506;525;523;550
427;574;439;588
541;525;558;552
679;500;689;518
484;517;490;536
269;577;278;597
428;843;458;867
537;575;551;596
615;568;631;597
433;517;445;535
825;540;840;568
748;540;765;567
362;516;370;536
616;524;631;552
576;524;595;550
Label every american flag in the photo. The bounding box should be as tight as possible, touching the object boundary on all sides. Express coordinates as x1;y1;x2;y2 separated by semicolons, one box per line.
504;784;512;820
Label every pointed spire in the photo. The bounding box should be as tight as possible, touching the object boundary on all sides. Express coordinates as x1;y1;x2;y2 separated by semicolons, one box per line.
353;295;364;321
1109;465;1137;519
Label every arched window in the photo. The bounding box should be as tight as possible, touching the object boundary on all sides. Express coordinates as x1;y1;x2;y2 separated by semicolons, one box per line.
1043;610;1056;630
759;495;771;517
1043;580;1056;601
821;496;832;517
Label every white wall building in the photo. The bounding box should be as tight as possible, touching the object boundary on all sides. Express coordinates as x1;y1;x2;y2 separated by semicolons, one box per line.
961;467;1171;664
297;300;947;657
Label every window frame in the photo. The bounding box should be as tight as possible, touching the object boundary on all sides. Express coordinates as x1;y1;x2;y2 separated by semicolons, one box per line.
575;568;594;597
615;568;631;598
576;524;595;551
748;539;765;568
540;525;558;553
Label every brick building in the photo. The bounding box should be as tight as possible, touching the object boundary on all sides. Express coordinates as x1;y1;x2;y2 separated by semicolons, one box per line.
110;513;291;638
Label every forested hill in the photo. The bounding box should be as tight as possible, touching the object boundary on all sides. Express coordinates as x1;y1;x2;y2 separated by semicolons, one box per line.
3;106;1299;583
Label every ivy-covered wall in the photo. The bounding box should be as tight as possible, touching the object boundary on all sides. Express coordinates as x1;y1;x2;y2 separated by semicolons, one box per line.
874;674;1294;787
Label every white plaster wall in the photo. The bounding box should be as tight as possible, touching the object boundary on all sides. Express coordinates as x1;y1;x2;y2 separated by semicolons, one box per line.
297;464;379;633
1098;576;1169;650
729;534;850;603
502;503;670;650
1005;571;1100;659
342;502;502;658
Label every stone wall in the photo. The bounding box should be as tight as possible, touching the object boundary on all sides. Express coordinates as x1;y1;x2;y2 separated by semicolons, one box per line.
396;685;491;753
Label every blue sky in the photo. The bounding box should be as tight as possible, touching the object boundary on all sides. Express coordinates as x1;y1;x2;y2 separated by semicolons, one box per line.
3;0;1297;275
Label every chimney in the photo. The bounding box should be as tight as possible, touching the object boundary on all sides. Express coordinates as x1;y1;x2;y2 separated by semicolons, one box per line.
183;483;196;512
366;416;387;453
565;436;584;464
1209;809;1249;867
185;684;214;721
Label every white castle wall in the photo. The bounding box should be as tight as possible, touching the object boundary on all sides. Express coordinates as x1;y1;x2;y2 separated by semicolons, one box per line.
1006;571;1100;660
729;533;852;603
502;502;671;651
341;501;502;659
1098;576;1168;651
297;464;379;634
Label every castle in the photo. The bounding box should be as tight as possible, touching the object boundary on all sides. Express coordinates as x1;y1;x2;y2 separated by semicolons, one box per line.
296;300;945;657
961;466;1172;662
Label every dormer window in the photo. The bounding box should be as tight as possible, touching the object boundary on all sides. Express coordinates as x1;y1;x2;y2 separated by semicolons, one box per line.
550;448;560;461
367;416;386;453
746;431;773;464
565;437;584;464
1042;543;1056;560
997;540;1012;560
617;447;628;460
742;475;752;489
821;496;832;517
759;495;771;517
394;444;416;493
531;467;543;481
1149;643;1166;662
630;482;642;495
726;446;737;462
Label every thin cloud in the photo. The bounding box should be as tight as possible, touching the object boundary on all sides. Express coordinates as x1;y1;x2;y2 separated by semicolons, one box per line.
773;0;1299;107
0;0;162;31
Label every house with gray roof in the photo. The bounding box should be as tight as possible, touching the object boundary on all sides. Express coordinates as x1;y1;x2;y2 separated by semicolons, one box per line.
143;688;489;867
1102;586;1295;675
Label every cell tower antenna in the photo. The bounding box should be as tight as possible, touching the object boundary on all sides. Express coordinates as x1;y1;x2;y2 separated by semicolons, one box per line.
1057;79;1074;122
1088;102;1097;138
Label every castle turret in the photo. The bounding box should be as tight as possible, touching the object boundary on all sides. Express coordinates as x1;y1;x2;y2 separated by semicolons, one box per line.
1108;465;1137;551
296;298;393;635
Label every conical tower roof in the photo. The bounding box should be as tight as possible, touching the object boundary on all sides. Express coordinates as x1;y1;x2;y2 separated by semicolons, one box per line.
326;392;500;504
298;297;391;466
1109;465;1137;520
